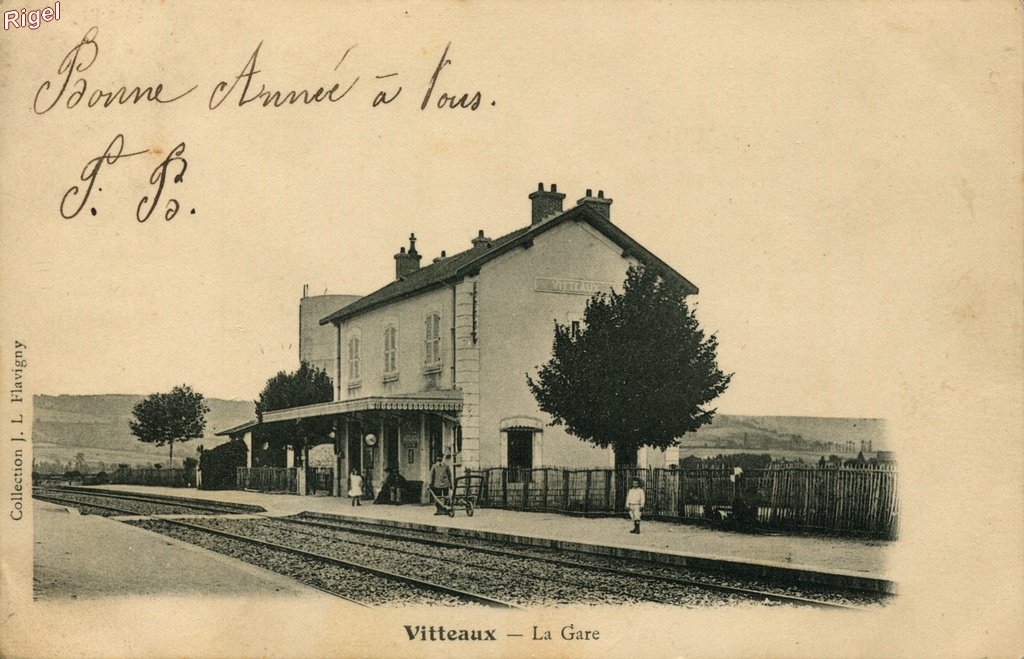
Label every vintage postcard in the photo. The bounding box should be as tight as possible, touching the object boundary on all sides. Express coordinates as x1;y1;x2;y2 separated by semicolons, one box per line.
1;1;1021;657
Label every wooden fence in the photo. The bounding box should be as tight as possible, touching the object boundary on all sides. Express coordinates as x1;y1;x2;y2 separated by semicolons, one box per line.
109;467;193;488
236;467;298;494
479;464;899;539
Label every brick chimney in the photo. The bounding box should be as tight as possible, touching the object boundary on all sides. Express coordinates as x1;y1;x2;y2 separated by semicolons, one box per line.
471;229;492;249
576;189;612;220
528;182;566;225
394;233;422;279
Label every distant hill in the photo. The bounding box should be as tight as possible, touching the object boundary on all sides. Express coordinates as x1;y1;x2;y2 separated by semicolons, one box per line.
32;394;254;471
678;414;888;455
30;395;888;472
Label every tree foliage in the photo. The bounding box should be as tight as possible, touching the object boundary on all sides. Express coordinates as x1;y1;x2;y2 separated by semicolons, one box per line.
129;384;209;467
528;265;732;466
255;362;334;467
198;439;248;490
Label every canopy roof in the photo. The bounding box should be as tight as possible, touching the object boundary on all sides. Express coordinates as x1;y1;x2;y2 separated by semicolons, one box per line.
259;390;464;424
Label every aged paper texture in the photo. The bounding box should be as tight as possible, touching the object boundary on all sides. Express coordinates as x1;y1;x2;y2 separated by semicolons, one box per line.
1;1;1021;657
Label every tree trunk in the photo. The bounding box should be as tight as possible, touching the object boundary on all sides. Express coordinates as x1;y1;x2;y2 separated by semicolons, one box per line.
169;439;174;469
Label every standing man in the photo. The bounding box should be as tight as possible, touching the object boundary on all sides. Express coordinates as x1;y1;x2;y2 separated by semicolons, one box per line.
429;455;452;515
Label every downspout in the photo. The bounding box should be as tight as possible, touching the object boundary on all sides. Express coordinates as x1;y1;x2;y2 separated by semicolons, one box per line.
335;322;342;400
450;283;457;387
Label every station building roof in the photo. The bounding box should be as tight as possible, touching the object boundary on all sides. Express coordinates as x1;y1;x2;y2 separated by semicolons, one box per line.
320;203;698;326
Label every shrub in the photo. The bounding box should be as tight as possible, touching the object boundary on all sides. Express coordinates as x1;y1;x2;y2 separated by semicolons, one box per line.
679;453;772;471
199;440;248;490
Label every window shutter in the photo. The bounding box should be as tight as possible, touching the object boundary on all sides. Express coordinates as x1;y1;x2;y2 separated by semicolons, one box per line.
348;337;360;381
384;326;396;373
432;313;441;363
424;315;432;363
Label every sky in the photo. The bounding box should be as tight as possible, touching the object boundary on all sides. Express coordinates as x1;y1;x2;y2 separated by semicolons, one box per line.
1;2;1019;423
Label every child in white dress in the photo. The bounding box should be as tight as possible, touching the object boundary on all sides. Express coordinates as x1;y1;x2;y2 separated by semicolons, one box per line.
348;469;363;506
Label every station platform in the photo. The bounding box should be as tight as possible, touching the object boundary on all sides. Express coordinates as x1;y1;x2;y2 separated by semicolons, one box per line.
32;500;336;601
89;484;893;589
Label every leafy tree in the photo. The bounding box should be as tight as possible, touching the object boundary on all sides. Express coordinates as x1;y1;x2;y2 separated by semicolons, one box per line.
528;265;732;466
129;384;210;468
255;362;334;467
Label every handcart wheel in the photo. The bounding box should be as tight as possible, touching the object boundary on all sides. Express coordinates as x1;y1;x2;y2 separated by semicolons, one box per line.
448;507;456;518
466;501;474;517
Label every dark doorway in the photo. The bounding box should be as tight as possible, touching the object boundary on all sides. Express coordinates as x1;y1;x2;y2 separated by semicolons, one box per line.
505;429;532;480
613;444;637;468
385;423;399;471
428;416;444;463
347;421;362;474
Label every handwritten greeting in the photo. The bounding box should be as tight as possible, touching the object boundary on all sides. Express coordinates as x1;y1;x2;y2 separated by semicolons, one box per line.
38;28;494;221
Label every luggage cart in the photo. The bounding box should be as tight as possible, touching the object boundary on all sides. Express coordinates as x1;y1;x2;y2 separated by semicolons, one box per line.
429;473;485;517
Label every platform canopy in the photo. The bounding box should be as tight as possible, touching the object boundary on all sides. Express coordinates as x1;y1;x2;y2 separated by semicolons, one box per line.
214;419;259;437
258;390;463;424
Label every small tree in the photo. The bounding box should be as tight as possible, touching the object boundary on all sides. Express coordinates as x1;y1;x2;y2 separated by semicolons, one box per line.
528;265;732;466
129;384;210;468
255;362;334;467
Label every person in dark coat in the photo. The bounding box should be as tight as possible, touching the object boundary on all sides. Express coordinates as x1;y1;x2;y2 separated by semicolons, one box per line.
376;467;406;504
429;456;452;514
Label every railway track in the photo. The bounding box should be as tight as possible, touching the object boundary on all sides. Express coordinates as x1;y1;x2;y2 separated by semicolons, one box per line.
34;487;887;609
281;514;877;609
34;486;264;515
33;489;513;607
132;517;517;608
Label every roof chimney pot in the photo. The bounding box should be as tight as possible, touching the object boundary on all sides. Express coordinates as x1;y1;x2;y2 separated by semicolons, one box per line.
528;181;566;225
472;230;492;249
577;188;613;220
394;235;422;280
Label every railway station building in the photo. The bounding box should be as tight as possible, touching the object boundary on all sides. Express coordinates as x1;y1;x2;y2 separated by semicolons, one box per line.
221;183;699;499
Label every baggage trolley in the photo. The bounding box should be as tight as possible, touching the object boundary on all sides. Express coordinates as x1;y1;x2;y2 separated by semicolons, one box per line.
429;473;485;517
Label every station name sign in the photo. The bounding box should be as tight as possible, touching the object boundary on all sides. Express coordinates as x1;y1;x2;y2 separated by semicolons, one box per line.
535;277;612;296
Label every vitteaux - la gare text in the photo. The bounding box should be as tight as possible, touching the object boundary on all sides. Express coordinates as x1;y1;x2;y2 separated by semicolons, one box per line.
403;624;600;642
